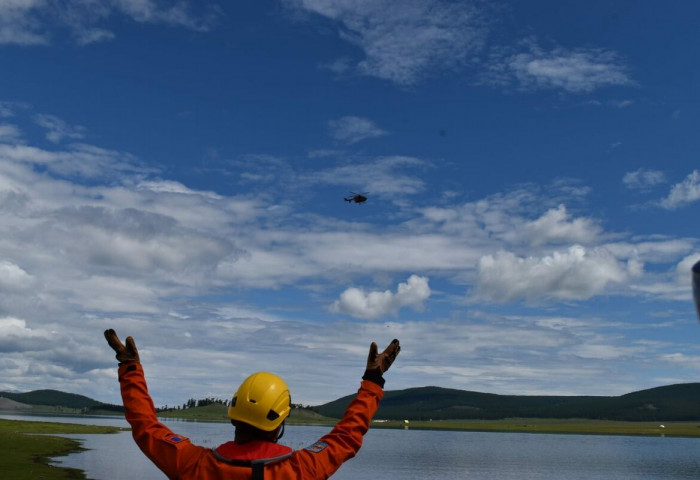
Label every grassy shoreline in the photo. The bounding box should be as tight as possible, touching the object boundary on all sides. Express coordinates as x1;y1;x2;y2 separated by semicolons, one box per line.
156;404;700;437
368;418;700;437
0;419;125;480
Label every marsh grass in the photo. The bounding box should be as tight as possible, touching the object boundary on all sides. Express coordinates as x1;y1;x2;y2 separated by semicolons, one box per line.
0;419;124;480
371;418;700;436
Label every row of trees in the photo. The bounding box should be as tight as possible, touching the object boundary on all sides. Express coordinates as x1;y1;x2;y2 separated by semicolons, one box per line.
156;399;312;412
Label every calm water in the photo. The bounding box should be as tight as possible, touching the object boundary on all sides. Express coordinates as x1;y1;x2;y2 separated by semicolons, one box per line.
3;413;700;479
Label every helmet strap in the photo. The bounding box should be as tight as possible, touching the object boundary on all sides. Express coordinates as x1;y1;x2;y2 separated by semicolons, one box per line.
275;422;285;442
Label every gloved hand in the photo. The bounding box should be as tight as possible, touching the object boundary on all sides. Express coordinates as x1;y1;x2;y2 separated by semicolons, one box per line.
363;339;400;388
104;329;140;365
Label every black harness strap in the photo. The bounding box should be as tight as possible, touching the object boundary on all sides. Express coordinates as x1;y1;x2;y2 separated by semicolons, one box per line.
212;448;292;479
252;462;265;480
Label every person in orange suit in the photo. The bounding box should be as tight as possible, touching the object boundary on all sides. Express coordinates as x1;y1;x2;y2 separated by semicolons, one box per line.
104;329;400;479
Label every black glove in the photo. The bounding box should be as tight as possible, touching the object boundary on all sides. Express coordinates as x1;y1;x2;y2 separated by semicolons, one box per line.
104;329;140;365
363;339;400;388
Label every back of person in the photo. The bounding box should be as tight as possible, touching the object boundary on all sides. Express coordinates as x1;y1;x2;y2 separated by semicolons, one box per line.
105;329;400;480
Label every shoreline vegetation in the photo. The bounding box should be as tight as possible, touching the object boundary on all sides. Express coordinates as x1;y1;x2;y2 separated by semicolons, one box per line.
156;403;700;437
0;418;125;480
2;415;699;480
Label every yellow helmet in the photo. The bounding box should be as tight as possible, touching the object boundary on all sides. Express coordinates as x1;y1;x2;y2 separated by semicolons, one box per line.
227;372;291;431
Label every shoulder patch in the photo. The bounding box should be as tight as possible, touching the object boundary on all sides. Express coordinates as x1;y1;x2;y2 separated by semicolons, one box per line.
305;441;328;453
164;433;188;445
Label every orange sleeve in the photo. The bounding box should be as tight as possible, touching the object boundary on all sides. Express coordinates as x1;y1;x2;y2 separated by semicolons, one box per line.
285;380;384;479
118;363;205;479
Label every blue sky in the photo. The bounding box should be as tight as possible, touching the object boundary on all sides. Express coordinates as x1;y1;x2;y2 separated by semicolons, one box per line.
0;0;699;407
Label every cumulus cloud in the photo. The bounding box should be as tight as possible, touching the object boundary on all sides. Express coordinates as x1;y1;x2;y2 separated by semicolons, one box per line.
0;0;218;46
419;185;599;248
0;260;35;291
525;204;601;246
289;0;488;86
658;170;700;210
485;41;632;93
0;317;50;346
474;246;638;302
674;253;700;285
328;116;387;144
331;274;431;319
623;168;667;191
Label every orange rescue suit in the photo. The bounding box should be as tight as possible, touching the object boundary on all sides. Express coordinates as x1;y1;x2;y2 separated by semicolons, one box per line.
118;363;384;479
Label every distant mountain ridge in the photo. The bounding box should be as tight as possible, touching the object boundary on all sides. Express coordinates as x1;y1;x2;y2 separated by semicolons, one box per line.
312;383;700;421
4;383;700;421
0;389;123;413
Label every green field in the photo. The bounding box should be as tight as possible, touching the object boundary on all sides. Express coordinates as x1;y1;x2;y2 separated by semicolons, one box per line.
0;419;125;480
370;418;700;437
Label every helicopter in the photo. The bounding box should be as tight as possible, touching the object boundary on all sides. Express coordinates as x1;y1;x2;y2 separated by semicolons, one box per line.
344;191;368;204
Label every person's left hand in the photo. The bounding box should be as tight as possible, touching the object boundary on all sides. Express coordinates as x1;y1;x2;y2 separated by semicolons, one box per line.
104;329;140;365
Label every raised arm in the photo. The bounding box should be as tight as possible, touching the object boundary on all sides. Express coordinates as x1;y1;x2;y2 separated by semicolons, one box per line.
284;339;400;479
104;329;203;479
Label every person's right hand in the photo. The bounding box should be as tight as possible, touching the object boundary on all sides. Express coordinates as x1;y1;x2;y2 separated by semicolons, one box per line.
366;339;400;374
104;329;140;365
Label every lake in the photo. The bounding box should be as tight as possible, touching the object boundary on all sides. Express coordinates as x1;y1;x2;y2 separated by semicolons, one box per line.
3;413;700;479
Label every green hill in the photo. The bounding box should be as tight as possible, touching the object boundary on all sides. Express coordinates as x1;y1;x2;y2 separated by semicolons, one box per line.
311;383;700;421
0;390;123;413
6;383;700;422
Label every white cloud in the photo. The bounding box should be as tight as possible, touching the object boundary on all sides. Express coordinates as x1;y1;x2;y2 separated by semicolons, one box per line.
485;41;632;93
290;0;488;86
474;246;635;302
0;260;35;291
629;252;700;301
418;186;599;249
623;168;666;190
604;239;695;264
0;142;149;179
0;0;48;45
0;0;217;46
674;253;700;284
34;114;86;143
328;116;387;144
525;204;601;246
331;274;431;319
301;155;428;201
611;99;634;108
0;123;22;143
569;343;644;360
0;102;15;118
0;317;49;341
137;179;222;199
658;170;700;210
